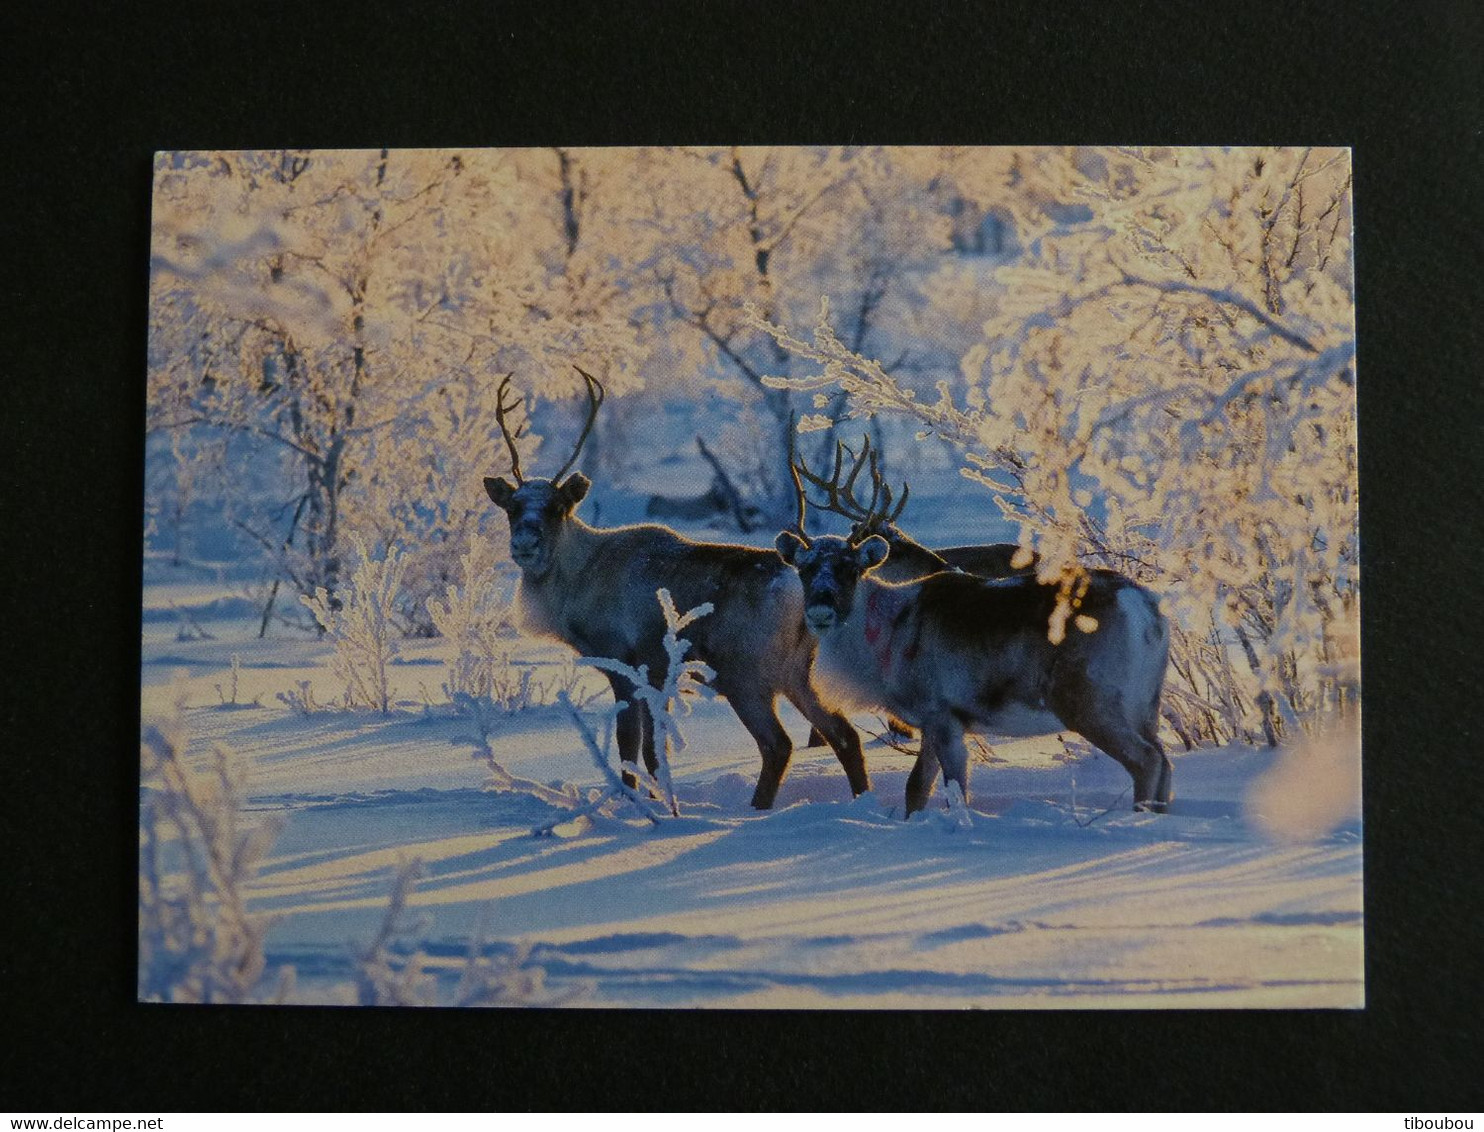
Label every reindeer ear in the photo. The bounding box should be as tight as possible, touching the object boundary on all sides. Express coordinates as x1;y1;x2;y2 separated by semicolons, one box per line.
775;530;808;565
856;535;890;569
484;477;516;507
557;472;590;511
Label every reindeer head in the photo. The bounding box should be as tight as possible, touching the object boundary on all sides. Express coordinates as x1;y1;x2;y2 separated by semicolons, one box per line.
776;426;891;631
776;531;890;632
483;367;603;578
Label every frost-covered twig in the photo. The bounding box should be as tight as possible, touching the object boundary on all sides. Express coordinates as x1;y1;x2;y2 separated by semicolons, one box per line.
301;536;407;713
355;864;589;1007
942;781;974;831
861;719;918;757
276;679;317;717
139;695;292;1004
426;541;516;703
450;911;590;1008
214;653;243;707
448;689;606;820
578;589;715;817
355;859;437;1007
551;692;666;829
1100;273;1323;354
472;753;584;811
1067;776;1131;828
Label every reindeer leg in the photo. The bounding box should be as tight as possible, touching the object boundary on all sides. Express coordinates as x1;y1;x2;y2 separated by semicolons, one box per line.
1064;716;1170;813
904;752;937;815
1118;730;1171;813
725;690;795;810
907;713;966;816
603;672;646;793
926;715;972;809
783;685;870;797
1142;718;1174;810
639;683;660;779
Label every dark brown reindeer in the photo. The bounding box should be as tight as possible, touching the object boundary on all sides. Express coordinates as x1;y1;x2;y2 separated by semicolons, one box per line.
791;433;1037;749
483;368;869;809
775;481;1173;816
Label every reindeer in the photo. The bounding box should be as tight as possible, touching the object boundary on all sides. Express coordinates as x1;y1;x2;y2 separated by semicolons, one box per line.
791;433;1037;749
774;483;1173;815
483;368;869;809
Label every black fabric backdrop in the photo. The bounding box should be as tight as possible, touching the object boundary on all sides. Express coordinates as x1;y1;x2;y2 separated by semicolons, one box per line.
2;0;1480;1112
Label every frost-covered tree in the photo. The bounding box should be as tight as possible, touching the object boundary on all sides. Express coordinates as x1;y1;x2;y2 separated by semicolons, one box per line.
633;147;953;516
759;147;1356;746
151;150;461;610
148;146;985;633
148;149;647;631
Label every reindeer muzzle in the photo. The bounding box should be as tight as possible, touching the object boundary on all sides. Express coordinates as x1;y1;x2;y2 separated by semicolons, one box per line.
805;604;838;631
509;529;545;569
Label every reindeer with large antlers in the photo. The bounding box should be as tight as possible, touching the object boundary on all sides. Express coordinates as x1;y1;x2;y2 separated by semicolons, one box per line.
777;442;1173;815
791;431;1037;749
484;368;869;809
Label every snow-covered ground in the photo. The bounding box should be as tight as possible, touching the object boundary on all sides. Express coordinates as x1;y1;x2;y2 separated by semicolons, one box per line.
141;547;1364;1009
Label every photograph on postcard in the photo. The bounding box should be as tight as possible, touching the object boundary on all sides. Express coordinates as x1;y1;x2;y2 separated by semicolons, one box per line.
140;146;1360;1008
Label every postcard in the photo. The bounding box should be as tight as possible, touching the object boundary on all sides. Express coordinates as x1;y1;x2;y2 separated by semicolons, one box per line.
141;146;1360;1007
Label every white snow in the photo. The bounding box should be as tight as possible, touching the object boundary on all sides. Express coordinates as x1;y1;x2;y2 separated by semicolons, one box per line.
141;607;1363;1009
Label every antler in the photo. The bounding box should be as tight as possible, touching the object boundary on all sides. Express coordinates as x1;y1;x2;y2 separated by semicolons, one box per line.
493;373;527;484
794;432;909;542
862;441;910;534
554;365;606;482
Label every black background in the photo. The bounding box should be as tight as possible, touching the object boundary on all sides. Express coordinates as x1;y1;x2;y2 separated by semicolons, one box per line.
3;0;1482;1113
